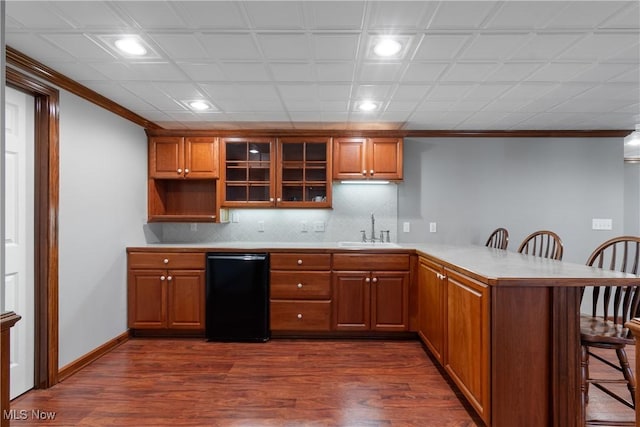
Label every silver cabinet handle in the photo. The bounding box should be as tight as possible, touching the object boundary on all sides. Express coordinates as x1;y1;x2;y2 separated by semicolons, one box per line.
184;168;189;174
370;169;374;175
167;276;172;281
297;313;303;319
177;168;182;174
297;283;303;288
297;259;303;265
372;277;378;283
365;277;370;283
163;258;169;264
160;275;166;281
362;170;367;175
277;197;281;202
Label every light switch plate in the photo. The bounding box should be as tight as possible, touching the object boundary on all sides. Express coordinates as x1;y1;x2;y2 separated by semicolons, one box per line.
429;222;437;233
258;221;265;232
300;221;308;232
403;222;410;233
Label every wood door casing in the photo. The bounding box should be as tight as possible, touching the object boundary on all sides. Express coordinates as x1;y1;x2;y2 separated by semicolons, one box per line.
445;269;490;425
418;257;446;364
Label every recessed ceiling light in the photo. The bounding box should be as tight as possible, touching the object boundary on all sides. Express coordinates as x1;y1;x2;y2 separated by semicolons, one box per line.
357;101;379;112
373;39;402;57
114;38;147;56
188;100;212;111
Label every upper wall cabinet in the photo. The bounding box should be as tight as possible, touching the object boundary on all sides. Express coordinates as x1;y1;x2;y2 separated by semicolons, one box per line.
333;137;403;181
147;136;221;222
149;136;218;179
221;136;332;208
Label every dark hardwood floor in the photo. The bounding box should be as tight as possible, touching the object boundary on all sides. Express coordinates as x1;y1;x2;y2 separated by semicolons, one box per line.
9;338;636;426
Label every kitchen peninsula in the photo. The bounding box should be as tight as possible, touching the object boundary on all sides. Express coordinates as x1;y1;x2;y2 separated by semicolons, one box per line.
127;242;639;427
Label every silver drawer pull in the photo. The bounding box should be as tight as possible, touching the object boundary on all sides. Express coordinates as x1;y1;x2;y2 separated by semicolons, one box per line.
160;275;166;281
163;258;169;264
297;259;303;265
297;313;303;319
297;283;303;288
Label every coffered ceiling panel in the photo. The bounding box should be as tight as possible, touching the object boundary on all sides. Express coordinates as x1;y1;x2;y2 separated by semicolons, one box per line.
4;0;639;132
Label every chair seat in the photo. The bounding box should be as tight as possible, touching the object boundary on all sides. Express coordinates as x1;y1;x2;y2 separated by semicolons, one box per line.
580;315;635;346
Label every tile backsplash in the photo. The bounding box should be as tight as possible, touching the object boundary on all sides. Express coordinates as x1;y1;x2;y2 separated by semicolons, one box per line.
151;183;398;243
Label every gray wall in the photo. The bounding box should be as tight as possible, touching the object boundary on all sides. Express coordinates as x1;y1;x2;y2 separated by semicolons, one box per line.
398;137;625;264
624;162;640;235
58;91;147;368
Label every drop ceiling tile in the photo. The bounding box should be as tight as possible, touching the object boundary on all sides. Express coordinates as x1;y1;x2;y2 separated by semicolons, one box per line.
315;62;356;82
570;63;640;83
413;34;471;60
358;62;403;82
489;63;544;82
269;63;316;82
289;112;323;122
312;34;360;61
458;33;530;61
378;111;413;122
607;42;640;61
354;84;393;99
454;100;492;112
199;33;261;60
115;1;188;29
517;98;565;113
237;84;280;101
482;99;535;112
415;100;457;112
440;63;500;82
5;1;72;28
200;84;242;100
278;84;318;100
244;2;305;29
211;99;247;112
305;2;365;30
41;34;113;60
545;2;628;29
320;100;349;111
427;84;474;101
126;62;186;81
51;2;129;28
317;85;352;100
386;101;420;112
393;85;431;101
173;2;247;29
148;34;208;60
429;2;498;29
368;2;431;30
509;33;583;61
84;82;155;110
501;83;558;99
558;33;640;61
258;34;311;60
321;112;351;122
463;84;512;100
154;82;205;100
137;110;175;122
551;98;634;113
402;62;449;82
527;63;594;82
485;2;567;29
177;62;226;82
120;82;182;110
283;99;321;112
577;83;640;102
47;61;112;81
219;63;271;82
600;2;640;29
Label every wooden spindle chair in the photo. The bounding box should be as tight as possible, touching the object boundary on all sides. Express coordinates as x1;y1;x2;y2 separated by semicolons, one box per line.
485;227;509;250
517;230;563;260
581;236;640;425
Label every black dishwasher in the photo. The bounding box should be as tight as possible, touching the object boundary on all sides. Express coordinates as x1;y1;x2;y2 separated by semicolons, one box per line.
205;253;270;342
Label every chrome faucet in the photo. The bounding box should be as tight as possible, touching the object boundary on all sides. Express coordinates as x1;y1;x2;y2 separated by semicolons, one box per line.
370;213;376;242
360;213;383;243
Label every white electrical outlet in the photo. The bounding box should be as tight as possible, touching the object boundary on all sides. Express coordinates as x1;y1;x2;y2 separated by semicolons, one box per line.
313;221;325;232
300;221;308;232
190;223;197;231
403;222;410;233
592;218;613;230
429;222;437;233
258;220;265;232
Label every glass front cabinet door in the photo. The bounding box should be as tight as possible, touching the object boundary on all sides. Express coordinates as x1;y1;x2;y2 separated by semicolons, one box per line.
220;136;332;208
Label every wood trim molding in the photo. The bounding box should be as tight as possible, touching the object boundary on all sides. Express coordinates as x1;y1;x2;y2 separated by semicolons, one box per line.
6;67;60;388
57;331;130;382
1;312;22;427
6;46;160;130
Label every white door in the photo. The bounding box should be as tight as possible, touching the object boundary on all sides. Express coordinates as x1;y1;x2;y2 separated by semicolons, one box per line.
4;86;35;399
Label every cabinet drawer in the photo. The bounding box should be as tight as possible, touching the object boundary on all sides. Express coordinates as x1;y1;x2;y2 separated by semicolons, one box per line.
270;253;331;270
270;300;332;331
332;254;410;271
128;252;204;269
271;272;331;299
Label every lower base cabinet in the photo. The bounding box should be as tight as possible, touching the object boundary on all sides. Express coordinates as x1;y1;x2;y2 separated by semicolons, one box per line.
127;251;205;333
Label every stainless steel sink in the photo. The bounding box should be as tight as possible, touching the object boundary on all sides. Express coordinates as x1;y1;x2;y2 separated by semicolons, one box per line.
338;241;401;249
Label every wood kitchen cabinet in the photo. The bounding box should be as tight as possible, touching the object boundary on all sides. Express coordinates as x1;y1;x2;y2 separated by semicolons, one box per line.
147;135;221;222
270;253;332;331
221;137;332;208
417;256;446;364
149;136;218;179
127;251;205;333
333;137;403;181
332;253;409;332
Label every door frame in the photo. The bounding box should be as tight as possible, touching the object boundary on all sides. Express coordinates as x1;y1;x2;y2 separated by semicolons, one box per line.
6;67;59;388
